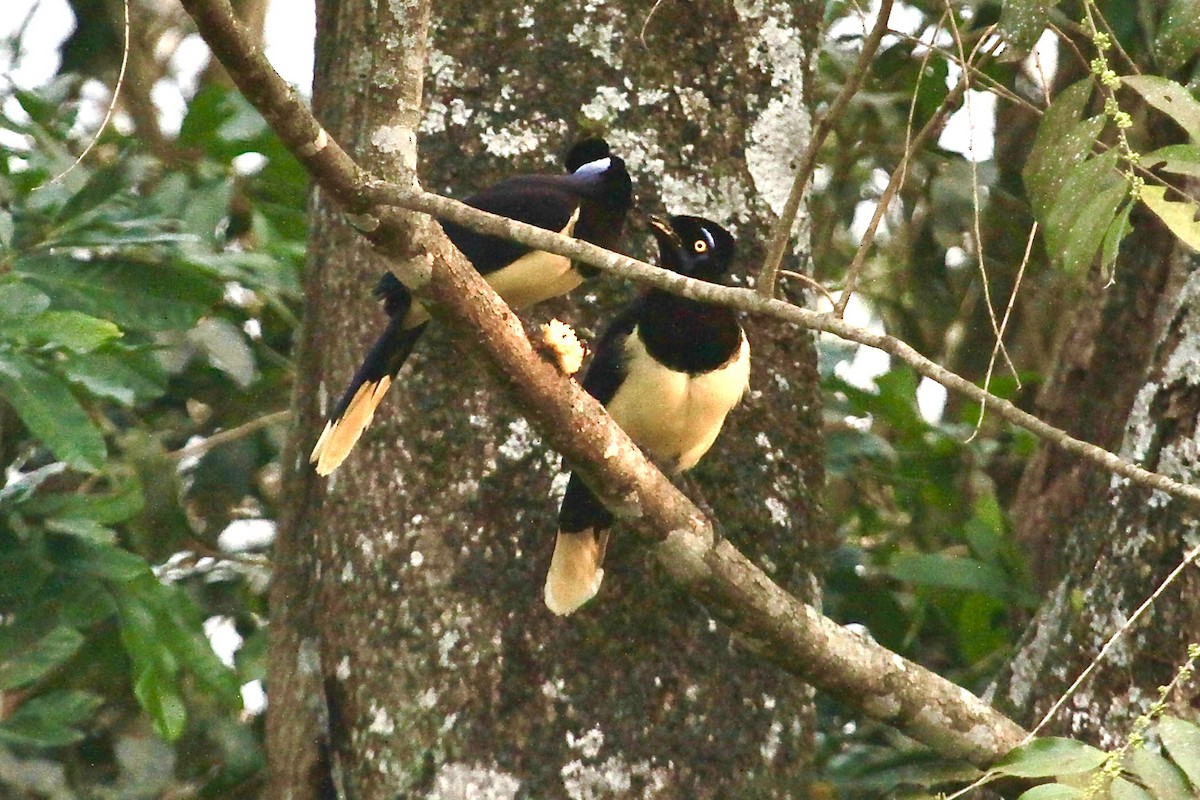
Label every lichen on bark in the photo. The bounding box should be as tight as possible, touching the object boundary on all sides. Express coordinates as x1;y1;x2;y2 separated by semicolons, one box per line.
273;0;830;797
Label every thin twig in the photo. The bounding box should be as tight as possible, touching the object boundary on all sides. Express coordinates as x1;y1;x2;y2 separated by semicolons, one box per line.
639;0;669;47
167;410;290;462
42;0;130;188
834;29;1002;318
1065;5;1140;76
779;269;839;309
1025;546;1200;740
893;12;944;235
889;26;1029;109
968;221;1036;441
756;0;895;299
946;7;1020;383
1048;21;1090;73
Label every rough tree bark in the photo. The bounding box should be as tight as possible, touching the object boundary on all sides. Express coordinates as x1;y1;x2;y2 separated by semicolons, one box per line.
270;1;829;798
992;214;1200;740
266;2;431;799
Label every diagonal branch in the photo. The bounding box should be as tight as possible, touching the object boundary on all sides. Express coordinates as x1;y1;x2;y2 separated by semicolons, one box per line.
178;0;1200;510
833;30;1000;318
181;0;1032;767
177;0;1200;509
756;0;894;299
360;180;1200;507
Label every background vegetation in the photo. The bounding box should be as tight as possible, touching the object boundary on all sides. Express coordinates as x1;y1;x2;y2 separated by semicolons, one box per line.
1;0;1199;796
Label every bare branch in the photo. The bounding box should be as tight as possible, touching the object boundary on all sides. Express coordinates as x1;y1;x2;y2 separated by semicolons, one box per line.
181;0;1032;765
166;410;290;462
183;0;1200;507
361;180;1200;506
43;0;130;187
833;29;1001;318
756;0;894;299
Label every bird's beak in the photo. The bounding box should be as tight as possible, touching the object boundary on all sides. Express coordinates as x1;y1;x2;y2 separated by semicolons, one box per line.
648;215;681;247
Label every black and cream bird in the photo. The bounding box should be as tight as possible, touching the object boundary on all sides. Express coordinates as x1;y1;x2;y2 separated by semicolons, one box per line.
544;214;750;615
310;139;634;475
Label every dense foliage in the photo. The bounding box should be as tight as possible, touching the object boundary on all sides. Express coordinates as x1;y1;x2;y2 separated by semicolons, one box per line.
1;0;1199;796
1;78;303;795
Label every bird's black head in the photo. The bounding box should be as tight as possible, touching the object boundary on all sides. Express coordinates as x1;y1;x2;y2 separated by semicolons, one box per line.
564;138;611;173
566;139;634;214
649;215;736;283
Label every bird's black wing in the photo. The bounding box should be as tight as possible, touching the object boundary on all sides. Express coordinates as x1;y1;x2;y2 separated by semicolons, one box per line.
580;299;642;406
440;176;582;276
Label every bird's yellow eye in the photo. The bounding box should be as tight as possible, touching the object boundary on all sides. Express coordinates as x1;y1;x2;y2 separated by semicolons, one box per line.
693;239;708;253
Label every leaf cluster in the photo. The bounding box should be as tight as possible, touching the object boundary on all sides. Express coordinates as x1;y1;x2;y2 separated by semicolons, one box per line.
0;77;305;796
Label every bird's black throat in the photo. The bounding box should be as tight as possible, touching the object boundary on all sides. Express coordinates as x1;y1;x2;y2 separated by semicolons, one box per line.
636;290;743;375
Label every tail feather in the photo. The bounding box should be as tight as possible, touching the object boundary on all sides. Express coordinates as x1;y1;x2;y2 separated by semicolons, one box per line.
545;473;615;614
310;317;427;475
544;529;609;616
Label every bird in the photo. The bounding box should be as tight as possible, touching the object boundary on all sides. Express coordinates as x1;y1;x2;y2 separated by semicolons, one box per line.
310;139;634;476
544;214;750;615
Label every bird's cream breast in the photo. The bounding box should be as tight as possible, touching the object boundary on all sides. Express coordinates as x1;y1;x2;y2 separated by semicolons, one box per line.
605;329;749;473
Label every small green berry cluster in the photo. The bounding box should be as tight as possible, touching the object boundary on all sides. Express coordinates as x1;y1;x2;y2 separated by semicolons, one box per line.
1085;12;1143;200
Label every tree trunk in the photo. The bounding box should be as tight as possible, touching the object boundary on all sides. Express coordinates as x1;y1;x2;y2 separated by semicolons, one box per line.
992;211;1200;740
268;1;829;798
1008;208;1179;590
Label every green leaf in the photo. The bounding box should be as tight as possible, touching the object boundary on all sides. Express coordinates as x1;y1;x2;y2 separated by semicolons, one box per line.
825;428;897;476
26;477;144;524
1123;76;1200;143
134;666;187;741
0;548;52;607
1060;180;1129;274
1017;784;1083;799
53;160;138;225
235;629;268;683
1159;716;1200;788
956;594;1010;662
152;584;241;704
1024;80;1101;221
999;0;1055;52
1044;149;1124;272
1141;186;1200;251
184;249;302;295
0;209;13;248
43;220;196;250
1109;776;1153;800
0;626;84;690
0;353;107;471
63;539;153;581
965;493;1004;564
994;738;1108;778
12;310;123;353
188;317;258;388
1143;144;1200;179
63;348;168;406
1154;0;1200;73
1100;201;1134;281
0;281;51;321
0;690;102;748
1130;747;1192;800
888;553;1017;601
14;255;219;333
44;516;117;544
